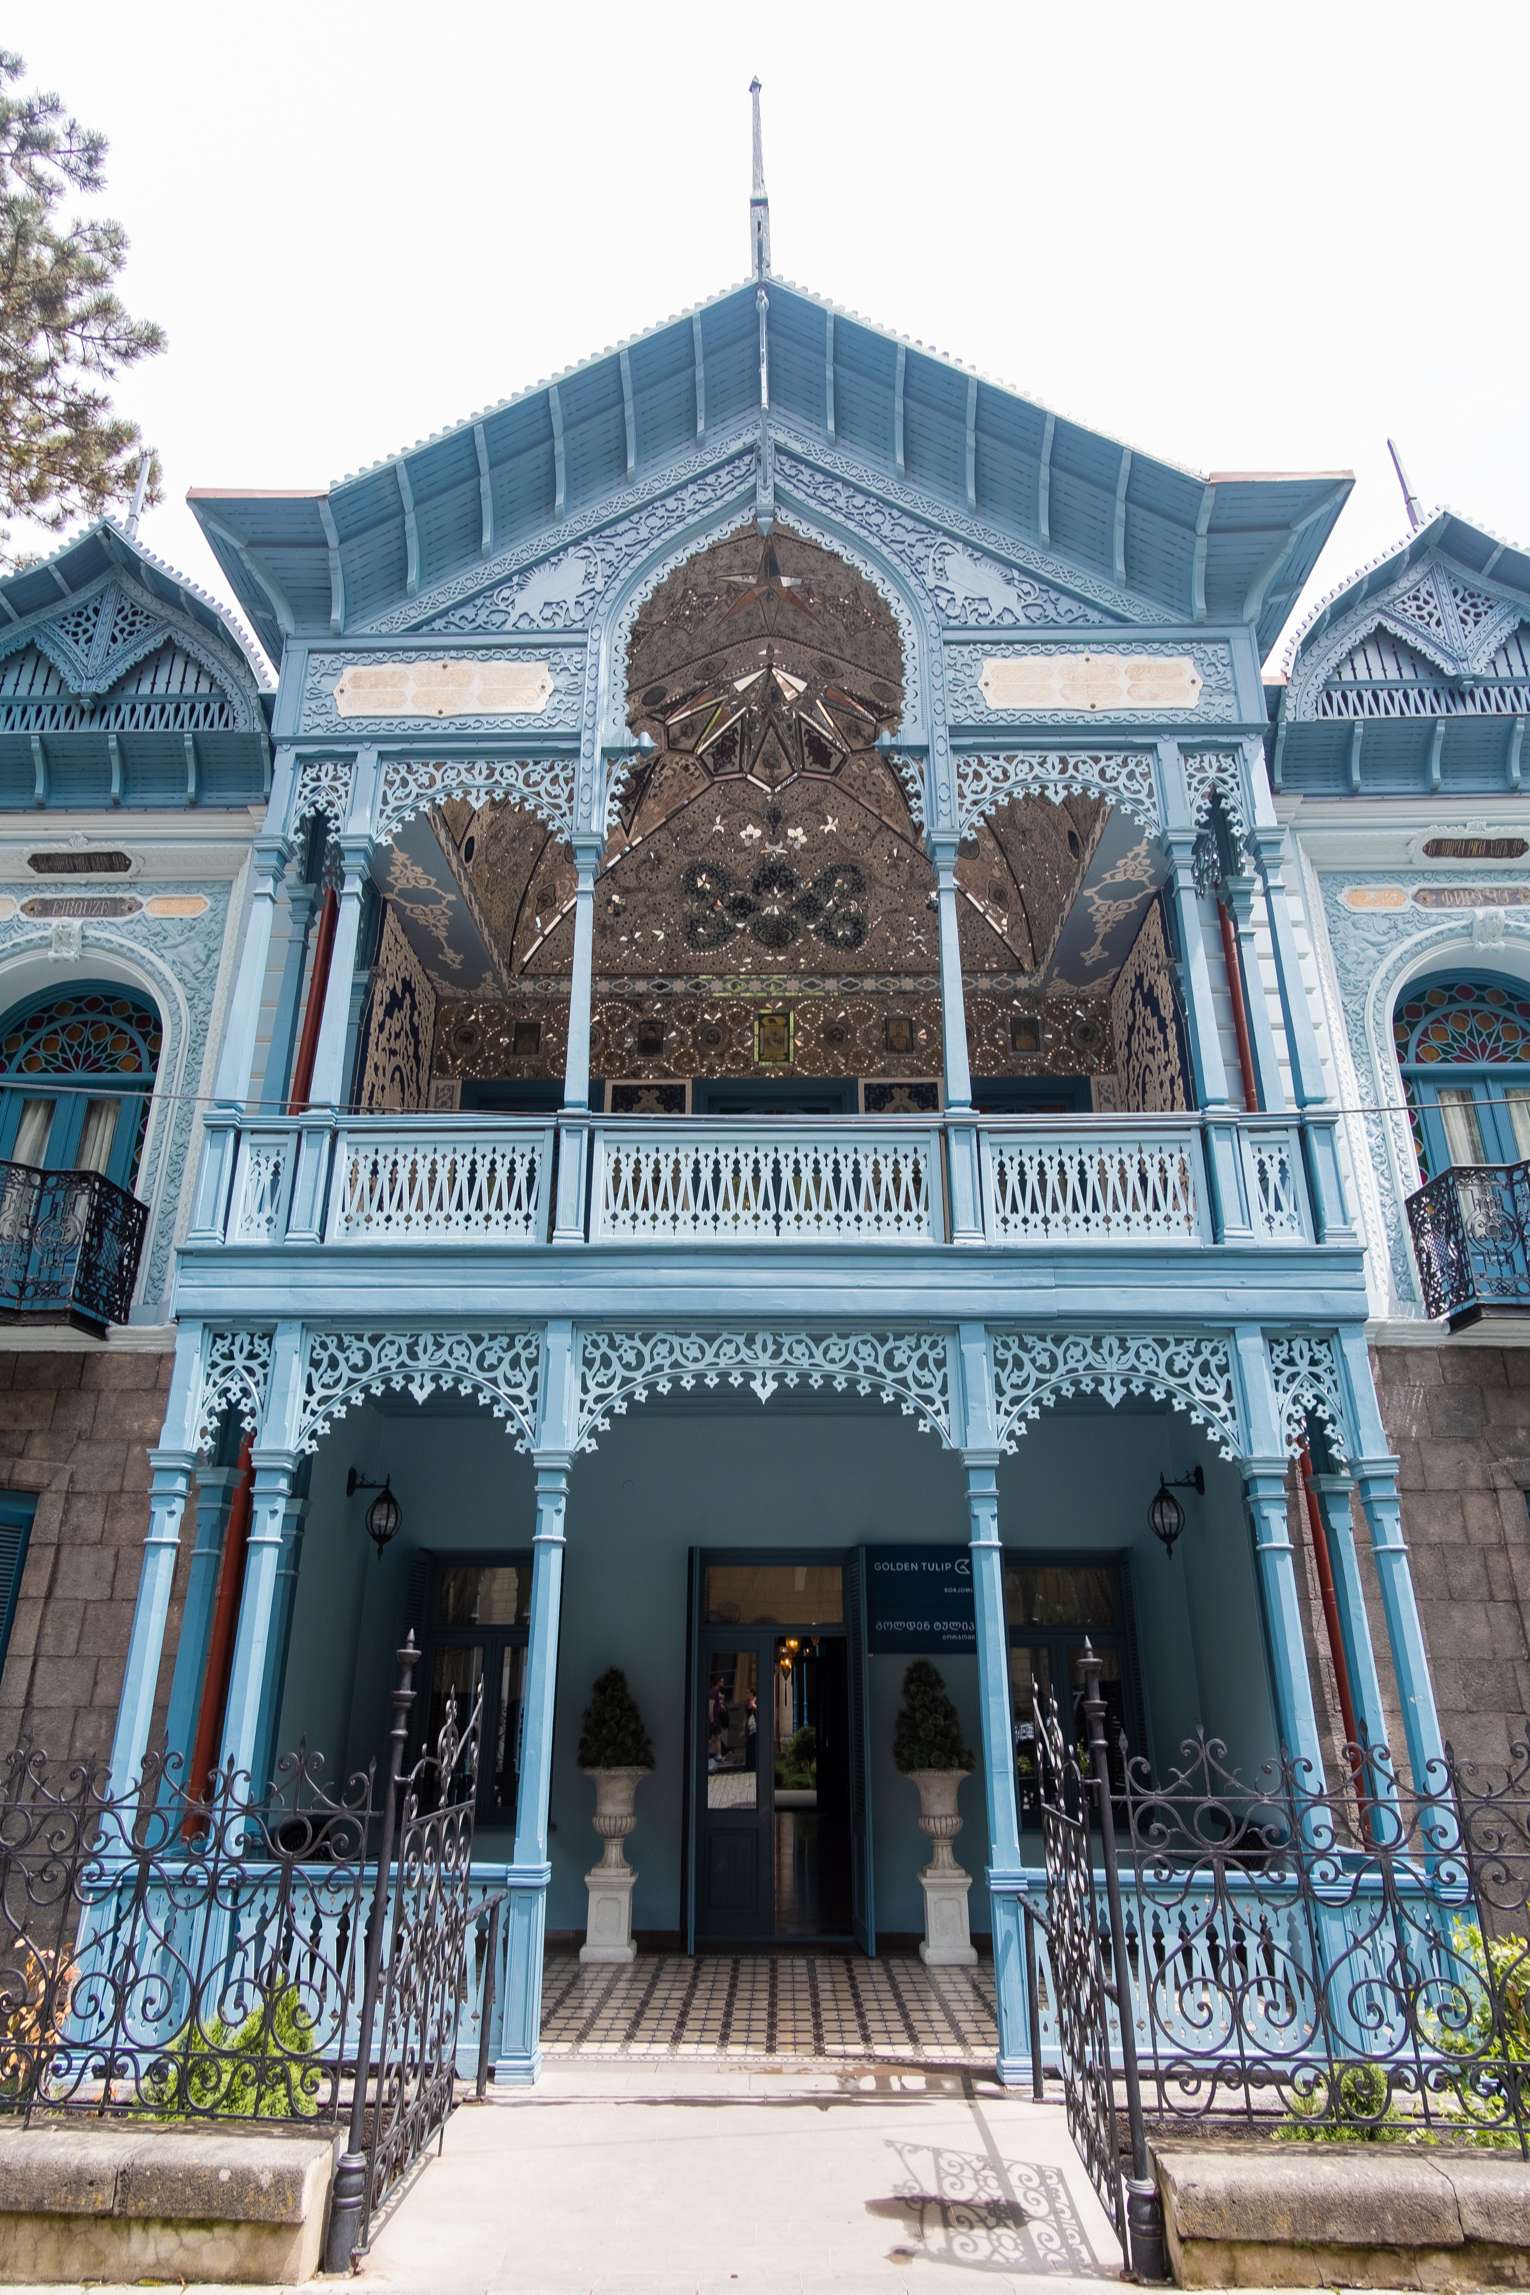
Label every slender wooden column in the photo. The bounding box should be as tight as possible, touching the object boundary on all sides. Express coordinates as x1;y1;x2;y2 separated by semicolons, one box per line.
306;838;370;1108
107;1326;206;1802
216;1456;298;1784
1244;1464;1328;1788
965;1456;1028;2084
162;1465;241;1784
929;832;983;1243
498;1455;569;2085
1353;1462;1447;1791
554;834;604;1241
1309;1468;1391;1765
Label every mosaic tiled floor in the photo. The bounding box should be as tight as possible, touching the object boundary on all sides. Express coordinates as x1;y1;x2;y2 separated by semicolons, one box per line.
539;1949;999;2063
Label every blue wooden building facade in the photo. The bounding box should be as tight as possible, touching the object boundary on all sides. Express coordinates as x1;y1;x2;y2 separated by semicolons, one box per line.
5;193;1509;2084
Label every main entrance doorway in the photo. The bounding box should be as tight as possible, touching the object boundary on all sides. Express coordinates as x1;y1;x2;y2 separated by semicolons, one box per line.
687;1554;872;1951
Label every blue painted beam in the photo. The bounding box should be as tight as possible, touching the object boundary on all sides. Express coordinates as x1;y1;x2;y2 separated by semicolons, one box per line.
825;311;836;442
1112;449;1131;583
692;313;706;439
1037;413;1055;543
29;732;46;805
893;343;906;477
549;384;566;516
316;499;346;633
1346;721;1364;793
184;732;200;805
1426;719;1444;792
1510;717;1524;790
474;422;494;554
964;378;977;512
619;348;636;476
1190;484;1214;622
107;732;124;806
396;463;420;597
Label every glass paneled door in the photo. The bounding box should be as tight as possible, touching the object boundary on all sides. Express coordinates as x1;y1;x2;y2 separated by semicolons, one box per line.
688;1556;868;1950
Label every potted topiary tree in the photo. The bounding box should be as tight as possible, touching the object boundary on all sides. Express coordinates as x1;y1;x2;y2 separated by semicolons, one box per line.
577;1668;654;1965
894;1658;978;1966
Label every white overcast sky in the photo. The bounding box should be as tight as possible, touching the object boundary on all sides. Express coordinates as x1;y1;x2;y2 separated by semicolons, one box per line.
28;0;1530;670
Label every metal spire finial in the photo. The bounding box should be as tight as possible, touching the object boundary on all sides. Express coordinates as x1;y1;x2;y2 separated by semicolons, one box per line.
125;450;152;542
749;77;771;279
1386;438;1422;535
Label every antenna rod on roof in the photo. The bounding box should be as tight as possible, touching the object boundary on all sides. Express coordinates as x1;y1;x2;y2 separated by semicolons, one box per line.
749;76;771;279
1386;438;1422;535
125;451;152;541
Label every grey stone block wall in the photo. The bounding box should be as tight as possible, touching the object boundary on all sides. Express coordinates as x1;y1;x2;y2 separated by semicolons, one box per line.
1373;1343;1530;1772
0;1349;178;1767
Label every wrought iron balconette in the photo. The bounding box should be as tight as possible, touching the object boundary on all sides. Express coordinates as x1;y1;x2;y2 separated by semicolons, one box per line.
0;1161;148;1332
1406;1160;1530;1327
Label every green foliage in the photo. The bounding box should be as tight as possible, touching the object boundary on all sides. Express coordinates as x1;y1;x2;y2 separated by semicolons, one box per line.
1424;1920;1530;2147
775;1724;817;1790
1276;2060;1406;2144
146;1978;320;2121
893;1660;973;1774
0;52;165;558
577;1667;654;1769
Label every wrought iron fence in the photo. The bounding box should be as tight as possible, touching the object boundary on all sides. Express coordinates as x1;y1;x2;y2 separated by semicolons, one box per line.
0;1738;375;2123
1406;1159;1530;1322
0;1639;486;2269
0;1161;147;1329
1035;1650;1530;2285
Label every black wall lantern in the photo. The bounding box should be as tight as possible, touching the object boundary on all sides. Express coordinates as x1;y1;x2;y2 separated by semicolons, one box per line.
1148;1466;1204;1560
347;1468;401;1560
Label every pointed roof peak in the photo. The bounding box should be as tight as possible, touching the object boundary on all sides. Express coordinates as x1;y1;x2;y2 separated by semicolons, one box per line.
749;77;770;279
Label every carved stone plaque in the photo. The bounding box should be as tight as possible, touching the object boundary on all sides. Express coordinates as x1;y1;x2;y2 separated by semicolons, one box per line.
978;652;1203;713
332;658;554;719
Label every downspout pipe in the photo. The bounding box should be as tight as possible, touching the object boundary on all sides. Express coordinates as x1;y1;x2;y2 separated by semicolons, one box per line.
1217;898;1260;1114
1297;1443;1367;1806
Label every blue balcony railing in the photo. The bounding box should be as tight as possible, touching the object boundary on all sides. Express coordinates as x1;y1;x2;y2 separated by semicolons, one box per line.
190;1109;1338;1255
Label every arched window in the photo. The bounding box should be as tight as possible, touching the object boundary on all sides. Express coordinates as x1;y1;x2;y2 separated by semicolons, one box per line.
0;985;162;1194
1393;973;1530;1179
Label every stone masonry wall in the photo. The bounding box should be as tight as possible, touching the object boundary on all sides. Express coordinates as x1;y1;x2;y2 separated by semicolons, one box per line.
1372;1344;1530;1772
0;1350;177;1768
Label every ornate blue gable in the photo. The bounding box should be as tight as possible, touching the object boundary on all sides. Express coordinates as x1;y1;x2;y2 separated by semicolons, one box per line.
190;280;1351;664
0;523;272;810
1271;512;1530;796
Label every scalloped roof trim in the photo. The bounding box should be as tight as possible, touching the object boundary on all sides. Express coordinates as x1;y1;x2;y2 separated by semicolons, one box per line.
2;515;274;691
1280;503;1530;673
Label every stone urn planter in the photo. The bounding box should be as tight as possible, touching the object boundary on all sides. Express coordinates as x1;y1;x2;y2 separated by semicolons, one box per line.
894;1659;978;1967
576;1668;654;1965
579;1765;647;1964
907;1767;978;1965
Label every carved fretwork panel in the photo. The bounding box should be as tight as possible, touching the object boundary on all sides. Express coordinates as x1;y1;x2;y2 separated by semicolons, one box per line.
622;528;904;795
433;981;1113;1087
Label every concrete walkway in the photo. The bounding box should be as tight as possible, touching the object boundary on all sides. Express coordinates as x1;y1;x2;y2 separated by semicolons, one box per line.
357;2059;1125;2295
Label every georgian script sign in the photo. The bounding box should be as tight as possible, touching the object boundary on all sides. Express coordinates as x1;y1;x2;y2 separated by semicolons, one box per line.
332;658;554;718
1413;886;1530;910
978;652;1202;713
865;1545;976;1653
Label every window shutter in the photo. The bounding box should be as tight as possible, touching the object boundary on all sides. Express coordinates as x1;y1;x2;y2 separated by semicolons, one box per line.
0;1492;38;1668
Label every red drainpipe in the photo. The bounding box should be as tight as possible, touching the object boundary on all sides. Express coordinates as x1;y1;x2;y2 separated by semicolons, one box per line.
183;1433;255;1812
288;883;339;1113
1217;900;1260;1114
1297;1442;1369;1804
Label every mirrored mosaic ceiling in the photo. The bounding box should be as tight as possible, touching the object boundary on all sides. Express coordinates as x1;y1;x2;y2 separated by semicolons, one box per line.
363;528;1168;1093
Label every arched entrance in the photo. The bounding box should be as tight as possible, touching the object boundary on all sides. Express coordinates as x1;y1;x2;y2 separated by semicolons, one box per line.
0;982;161;1189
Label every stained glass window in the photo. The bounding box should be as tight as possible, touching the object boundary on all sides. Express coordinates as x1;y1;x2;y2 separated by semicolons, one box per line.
1394;976;1530;1179
1393;978;1530;1067
0;989;161;1080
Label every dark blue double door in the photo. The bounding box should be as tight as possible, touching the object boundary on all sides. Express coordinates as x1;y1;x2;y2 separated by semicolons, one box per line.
687;1553;873;1951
